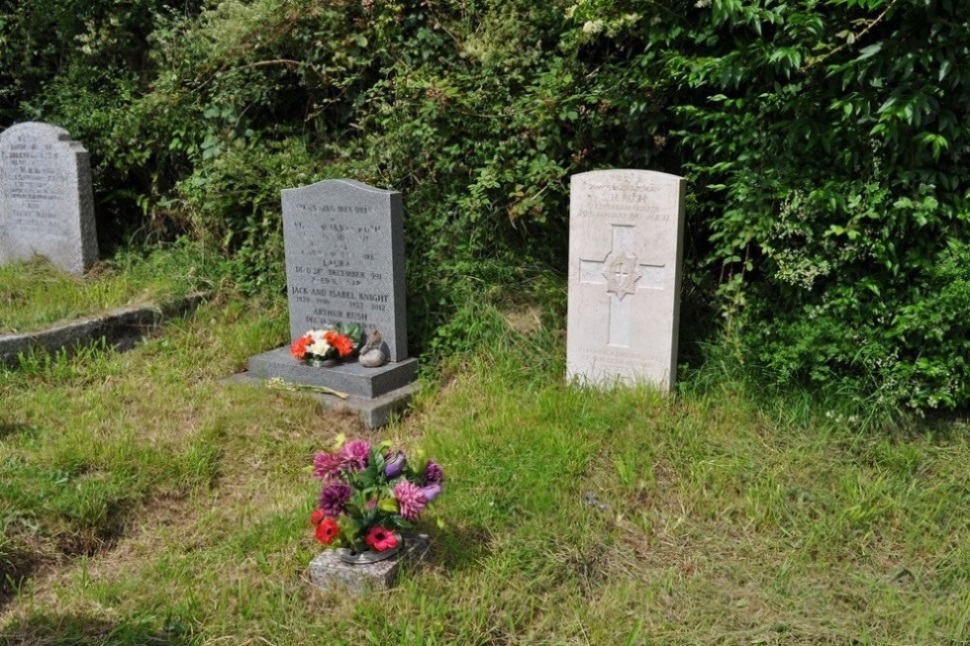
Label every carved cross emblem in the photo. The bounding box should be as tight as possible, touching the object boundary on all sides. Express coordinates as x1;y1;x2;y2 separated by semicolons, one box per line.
578;225;665;348
601;250;643;300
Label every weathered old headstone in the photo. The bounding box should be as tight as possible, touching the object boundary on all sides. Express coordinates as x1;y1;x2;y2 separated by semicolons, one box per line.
245;179;417;428
566;169;686;391
0;122;98;274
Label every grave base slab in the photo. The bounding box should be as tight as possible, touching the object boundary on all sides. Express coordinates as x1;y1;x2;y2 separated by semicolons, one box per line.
247;347;417;399
225;371;416;429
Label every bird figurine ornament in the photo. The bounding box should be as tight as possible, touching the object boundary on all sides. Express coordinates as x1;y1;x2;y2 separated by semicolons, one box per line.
358;330;388;368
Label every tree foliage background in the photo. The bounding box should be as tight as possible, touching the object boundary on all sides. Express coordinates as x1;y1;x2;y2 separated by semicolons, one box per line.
1;0;968;413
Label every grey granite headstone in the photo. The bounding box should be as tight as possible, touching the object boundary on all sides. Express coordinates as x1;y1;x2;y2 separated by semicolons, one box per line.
243;179;417;429
566;170;686;391
283;179;407;362
0;122;98;274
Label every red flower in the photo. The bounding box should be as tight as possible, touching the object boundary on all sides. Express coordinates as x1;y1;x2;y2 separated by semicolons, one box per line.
310;509;326;525
290;334;311;360
325;331;355;357
364;526;398;552
314;517;339;544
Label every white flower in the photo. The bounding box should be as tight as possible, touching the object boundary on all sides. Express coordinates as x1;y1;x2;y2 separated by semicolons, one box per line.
582;20;604;34
308;340;332;356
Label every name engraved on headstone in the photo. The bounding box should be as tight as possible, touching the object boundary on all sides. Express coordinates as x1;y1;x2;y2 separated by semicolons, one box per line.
5;140;69;235
566;169;686;390
0;122;97;274
288;208;389;325
283;180;408;362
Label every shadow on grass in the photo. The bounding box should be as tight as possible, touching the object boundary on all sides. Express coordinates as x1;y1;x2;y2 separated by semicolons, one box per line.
0;423;36;440
429;522;492;571
0;511;129;616
0;537;41;614
0;613;201;645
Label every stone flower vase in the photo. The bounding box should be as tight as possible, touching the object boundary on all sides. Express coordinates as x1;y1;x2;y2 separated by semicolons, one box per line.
308;533;430;593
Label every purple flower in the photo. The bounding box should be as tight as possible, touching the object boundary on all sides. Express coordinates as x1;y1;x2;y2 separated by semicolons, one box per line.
319;481;352;517
423;460;444;485
420;483;443;503
340;439;371;471
313;451;343;480
384;452;407;479
393;480;427;520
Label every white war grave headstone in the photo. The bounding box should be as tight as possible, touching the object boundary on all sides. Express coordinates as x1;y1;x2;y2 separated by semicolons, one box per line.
246;179;417;428
566;169;686;391
0;122;98;275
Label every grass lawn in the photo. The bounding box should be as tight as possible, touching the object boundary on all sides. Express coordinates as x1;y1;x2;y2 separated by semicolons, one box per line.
0;243;216;335
1;284;969;644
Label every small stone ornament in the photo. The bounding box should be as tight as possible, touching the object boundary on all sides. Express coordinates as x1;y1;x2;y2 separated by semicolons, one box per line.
359;330;389;368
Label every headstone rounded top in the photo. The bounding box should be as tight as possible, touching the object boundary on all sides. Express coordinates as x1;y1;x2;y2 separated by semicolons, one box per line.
2;121;69;136
573;169;685;187
283;179;399;197
0;122;86;150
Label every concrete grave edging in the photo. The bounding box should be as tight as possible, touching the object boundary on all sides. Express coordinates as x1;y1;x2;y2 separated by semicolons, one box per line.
0;292;208;367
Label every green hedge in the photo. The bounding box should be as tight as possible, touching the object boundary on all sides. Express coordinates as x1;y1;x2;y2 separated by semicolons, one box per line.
3;0;968;412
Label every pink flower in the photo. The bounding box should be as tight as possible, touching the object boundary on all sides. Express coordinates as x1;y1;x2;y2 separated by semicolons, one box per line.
313;451;343;480
393;480;427;520
365;526;398;552
340;439;371;471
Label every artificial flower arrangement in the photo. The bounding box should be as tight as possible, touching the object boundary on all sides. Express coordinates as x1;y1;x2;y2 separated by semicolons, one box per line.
290;323;363;365
310;436;444;555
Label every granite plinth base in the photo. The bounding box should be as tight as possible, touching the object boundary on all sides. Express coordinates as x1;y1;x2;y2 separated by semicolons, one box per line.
308;533;431;593
225;372;417;429
247;347;417;398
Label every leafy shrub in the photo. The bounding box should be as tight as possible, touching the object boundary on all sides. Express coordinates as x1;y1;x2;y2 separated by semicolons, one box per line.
651;0;970;412
175;138;326;292
5;0;970;411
